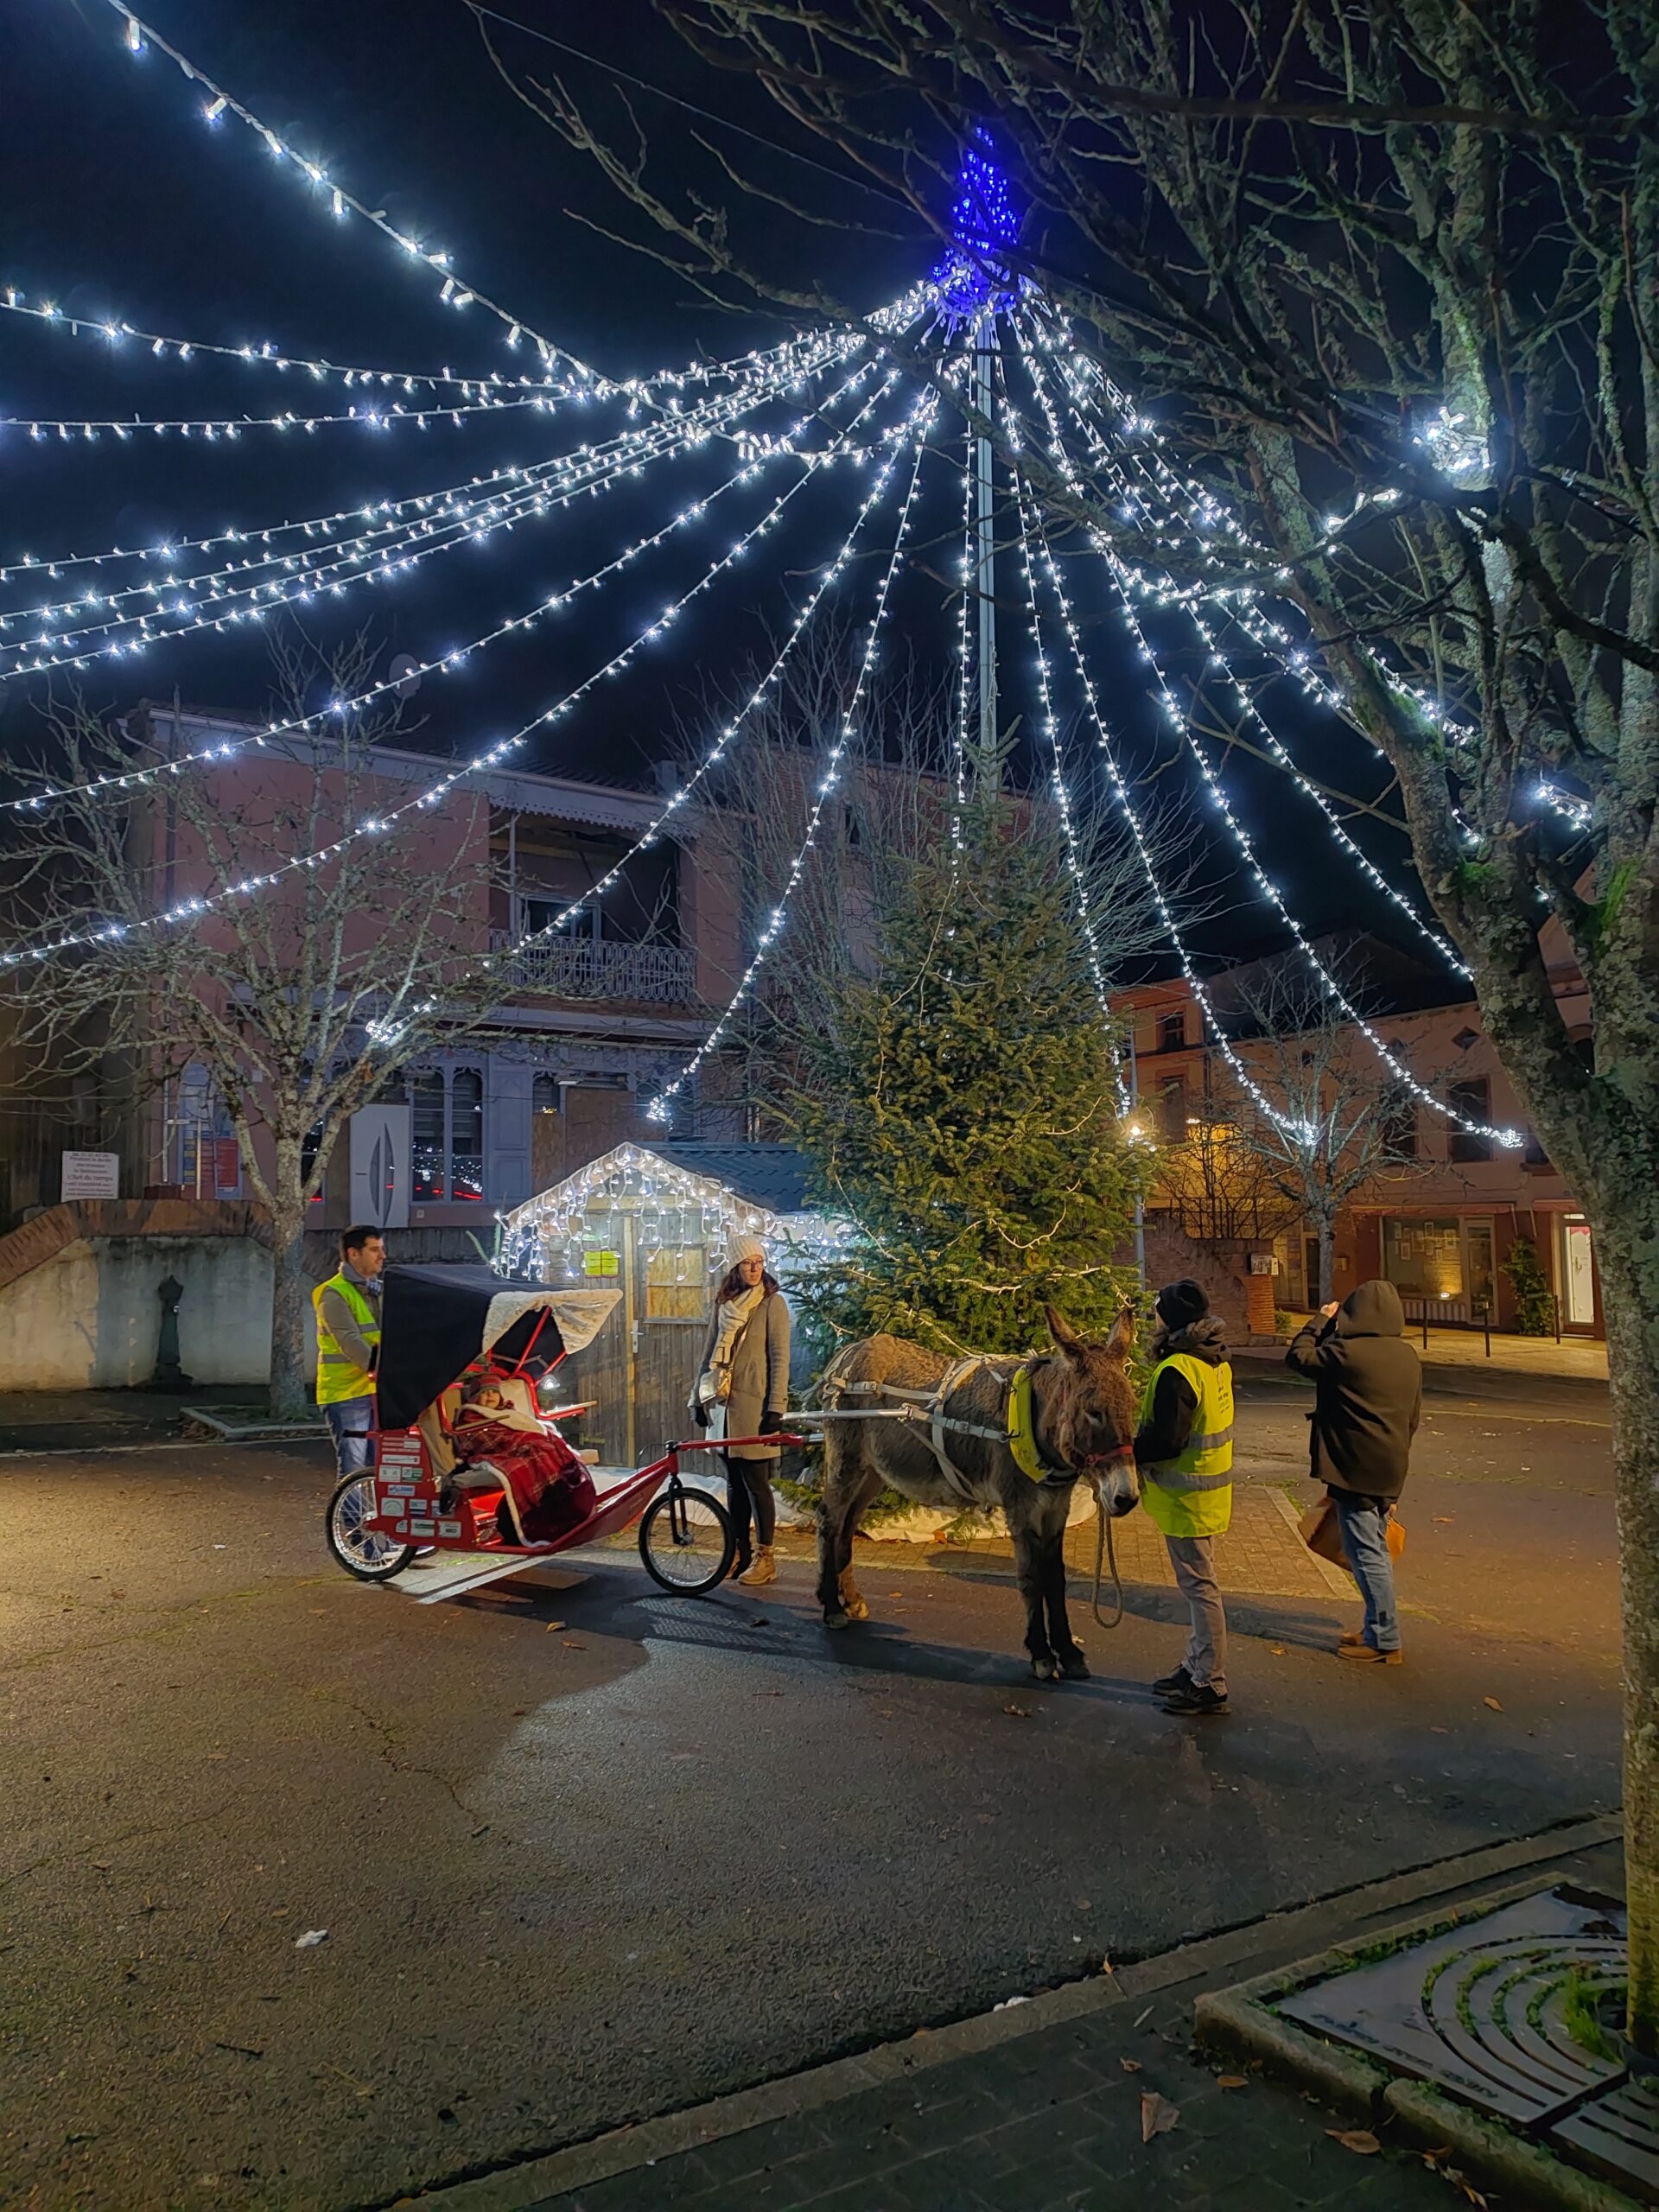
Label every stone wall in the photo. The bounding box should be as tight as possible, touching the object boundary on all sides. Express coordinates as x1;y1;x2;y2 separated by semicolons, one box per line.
1139;1216;1280;1344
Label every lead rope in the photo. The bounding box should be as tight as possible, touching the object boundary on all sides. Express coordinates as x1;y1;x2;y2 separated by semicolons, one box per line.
1090;1505;1125;1629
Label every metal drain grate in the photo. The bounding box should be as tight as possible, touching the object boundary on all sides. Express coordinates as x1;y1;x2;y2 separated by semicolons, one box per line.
1278;1886;1659;2197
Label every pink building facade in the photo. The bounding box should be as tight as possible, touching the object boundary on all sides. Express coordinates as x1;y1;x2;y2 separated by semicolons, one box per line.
1112;930;1604;1340
14;710;750;1243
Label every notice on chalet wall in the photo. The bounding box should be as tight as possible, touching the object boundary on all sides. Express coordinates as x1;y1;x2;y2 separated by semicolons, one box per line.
61;1151;120;1201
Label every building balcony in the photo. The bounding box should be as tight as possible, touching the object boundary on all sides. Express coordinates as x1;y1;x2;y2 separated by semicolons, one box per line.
489;931;697;1006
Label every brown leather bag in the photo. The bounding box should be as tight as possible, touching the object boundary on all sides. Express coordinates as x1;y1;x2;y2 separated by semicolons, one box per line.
1299;1496;1406;1567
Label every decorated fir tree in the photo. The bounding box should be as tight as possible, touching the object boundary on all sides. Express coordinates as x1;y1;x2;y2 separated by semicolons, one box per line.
788;804;1148;1356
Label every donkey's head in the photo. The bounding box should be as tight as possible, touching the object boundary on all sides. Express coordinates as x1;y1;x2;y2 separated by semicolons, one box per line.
1040;1305;1140;1518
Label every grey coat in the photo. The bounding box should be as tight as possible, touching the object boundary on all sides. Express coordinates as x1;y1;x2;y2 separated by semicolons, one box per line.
697;1290;791;1463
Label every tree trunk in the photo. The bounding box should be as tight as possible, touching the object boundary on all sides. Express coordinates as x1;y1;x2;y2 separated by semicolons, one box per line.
267;1206;311;1422
1317;1219;1335;1309
1600;1232;1659;2050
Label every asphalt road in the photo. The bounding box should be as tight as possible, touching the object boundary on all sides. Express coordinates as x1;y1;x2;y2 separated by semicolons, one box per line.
0;1374;1621;2212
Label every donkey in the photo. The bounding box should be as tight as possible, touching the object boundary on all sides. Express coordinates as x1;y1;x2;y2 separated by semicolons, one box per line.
815;1307;1140;1680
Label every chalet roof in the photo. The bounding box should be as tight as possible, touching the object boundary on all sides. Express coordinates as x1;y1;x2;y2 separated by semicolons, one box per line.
644;1143;815;1214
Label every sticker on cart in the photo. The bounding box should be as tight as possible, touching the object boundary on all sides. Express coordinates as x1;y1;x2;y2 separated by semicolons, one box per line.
383;1483;416;1497
408;1519;435;1536
436;1519;463;1538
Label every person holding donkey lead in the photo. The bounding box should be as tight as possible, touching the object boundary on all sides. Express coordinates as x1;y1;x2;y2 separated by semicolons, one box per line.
1287;1278;1421;1666
1135;1279;1235;1718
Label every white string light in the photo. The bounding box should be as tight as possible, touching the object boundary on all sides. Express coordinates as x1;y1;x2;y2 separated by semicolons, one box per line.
3;370;918;967
2;341;855;678
0;333;851;594
950;409;975;838
1018;333;1471;981
646;398;941;1122
1016;344;1521;1149
1009;471;1128;1107
480;384;938;979
3;344;873;801
0;283;830;405
92;0;594;381
3;389;556;444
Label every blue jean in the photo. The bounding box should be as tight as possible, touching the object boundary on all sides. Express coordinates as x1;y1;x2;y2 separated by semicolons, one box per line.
1331;1491;1399;1652
324;1399;375;1480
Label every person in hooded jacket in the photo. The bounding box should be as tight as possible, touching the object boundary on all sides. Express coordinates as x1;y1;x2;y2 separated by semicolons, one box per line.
1287;1278;1421;1665
1135;1280;1236;1717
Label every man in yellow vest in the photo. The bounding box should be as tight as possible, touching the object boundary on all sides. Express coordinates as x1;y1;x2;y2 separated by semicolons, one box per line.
313;1225;385;1480
1134;1279;1235;1717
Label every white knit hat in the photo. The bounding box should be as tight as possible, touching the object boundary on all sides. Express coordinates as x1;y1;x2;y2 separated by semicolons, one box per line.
727;1231;766;1268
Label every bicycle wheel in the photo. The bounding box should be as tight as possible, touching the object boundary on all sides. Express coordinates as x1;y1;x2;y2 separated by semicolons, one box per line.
326;1473;416;1581
638;1483;735;1594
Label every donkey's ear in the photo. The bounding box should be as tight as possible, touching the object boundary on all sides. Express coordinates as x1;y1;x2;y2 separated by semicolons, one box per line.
1046;1305;1084;1359
1105;1306;1136;1361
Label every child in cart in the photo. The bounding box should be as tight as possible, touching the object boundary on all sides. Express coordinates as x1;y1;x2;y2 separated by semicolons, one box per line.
453;1372;597;1545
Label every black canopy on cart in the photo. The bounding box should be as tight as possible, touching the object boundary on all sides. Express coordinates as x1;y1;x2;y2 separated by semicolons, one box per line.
373;1264;620;1433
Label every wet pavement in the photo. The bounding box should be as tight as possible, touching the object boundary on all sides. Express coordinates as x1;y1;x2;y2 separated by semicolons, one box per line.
0;1374;1622;2210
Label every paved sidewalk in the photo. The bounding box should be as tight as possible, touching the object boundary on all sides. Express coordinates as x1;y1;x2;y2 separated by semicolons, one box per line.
1255;1317;1608;1382
410;1819;1624;2212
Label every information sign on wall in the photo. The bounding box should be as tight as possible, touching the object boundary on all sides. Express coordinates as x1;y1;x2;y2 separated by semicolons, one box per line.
60;1151;120;1201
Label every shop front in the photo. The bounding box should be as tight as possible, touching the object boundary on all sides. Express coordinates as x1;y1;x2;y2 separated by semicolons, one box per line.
1554;1211;1601;1334
1380;1214;1497;1326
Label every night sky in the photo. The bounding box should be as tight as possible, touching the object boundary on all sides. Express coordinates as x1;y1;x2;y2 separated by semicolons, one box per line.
0;0;1428;976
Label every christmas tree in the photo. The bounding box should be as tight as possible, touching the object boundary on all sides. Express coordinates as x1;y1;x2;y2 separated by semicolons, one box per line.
788;801;1148;1356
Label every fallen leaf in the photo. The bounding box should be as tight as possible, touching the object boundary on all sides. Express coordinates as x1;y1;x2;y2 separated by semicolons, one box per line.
1421;2146;1453;2167
543;1621;566;1634
1483;1696;1503;1713
561;1639;586;1650
1140;2090;1179;2142
511;1707;528;1717
1433;1516;1454;1524
214;2040;263;2059
294;1929;328;1949
1120;2056;1142;2073
1268;1645;1287;1656
1327;2128;1380;2155
1003;1704;1030;1719
1216;2075;1248;2089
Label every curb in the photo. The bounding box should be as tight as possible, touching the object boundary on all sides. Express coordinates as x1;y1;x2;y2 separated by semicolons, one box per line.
387;1810;1622;2211
1387;2082;1646;2212
1193;1867;1648;2212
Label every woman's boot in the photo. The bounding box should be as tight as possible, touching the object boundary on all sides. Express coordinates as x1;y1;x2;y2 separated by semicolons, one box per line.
737;1543;777;1586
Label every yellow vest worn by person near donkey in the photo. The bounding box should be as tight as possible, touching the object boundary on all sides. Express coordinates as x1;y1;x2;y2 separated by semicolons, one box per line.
311;1273;381;1406
1138;1351;1235;1537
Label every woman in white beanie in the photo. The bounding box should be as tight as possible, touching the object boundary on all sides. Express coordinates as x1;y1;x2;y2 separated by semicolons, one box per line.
690;1233;791;1586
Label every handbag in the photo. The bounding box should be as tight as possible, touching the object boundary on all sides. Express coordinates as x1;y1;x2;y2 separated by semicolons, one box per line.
1299;1496;1406;1569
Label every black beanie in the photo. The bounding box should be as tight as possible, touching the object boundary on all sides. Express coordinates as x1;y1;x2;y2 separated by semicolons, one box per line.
1156;1279;1209;1330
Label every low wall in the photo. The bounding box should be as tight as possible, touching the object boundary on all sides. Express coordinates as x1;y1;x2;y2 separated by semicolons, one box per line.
0;1234;277;1389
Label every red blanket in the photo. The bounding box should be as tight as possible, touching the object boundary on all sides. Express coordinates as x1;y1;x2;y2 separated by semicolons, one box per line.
456;1414;597;1544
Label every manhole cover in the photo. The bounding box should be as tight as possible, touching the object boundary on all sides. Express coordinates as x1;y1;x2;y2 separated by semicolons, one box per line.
1278;1886;1659;2196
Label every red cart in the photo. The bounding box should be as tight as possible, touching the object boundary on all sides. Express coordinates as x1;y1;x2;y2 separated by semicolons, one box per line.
323;1263;773;1597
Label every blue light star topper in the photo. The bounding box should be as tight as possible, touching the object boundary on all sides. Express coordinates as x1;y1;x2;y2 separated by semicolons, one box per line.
933;136;1023;322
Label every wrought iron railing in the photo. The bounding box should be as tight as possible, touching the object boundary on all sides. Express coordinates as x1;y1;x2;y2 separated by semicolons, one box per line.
490;932;696;1005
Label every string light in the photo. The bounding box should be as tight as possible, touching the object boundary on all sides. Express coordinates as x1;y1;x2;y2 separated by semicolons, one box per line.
3;369;919;966
2;336;865;774
93;0;595;381
932;135;1024;323
0;280;857;408
3;389;559;444
1009;472;1127;1106
2;341;856;679
480;381;933;982
646;398;941;1122
1015;346;1521;1148
0;334;844;592
1018;334;1471;981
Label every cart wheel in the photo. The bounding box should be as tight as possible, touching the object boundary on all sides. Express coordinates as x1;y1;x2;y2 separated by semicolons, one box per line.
327;1474;416;1581
639;1483;735;1595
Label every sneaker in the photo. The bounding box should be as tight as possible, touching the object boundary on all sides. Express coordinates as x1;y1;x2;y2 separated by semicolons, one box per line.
1152;1665;1196;1698
1161;1681;1229;1716
1338;1643;1402;1666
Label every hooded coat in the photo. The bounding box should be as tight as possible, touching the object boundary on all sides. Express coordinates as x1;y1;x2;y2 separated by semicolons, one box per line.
1287;1279;1422;1500
1132;1314;1230;1466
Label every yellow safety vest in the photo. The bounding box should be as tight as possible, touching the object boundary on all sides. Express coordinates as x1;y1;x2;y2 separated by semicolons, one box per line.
312;1272;381;1406
1138;1351;1234;1538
